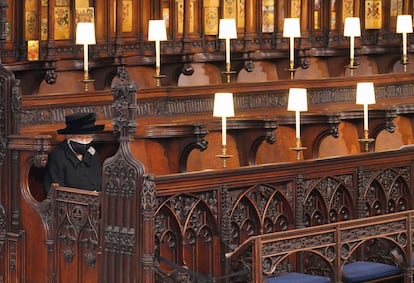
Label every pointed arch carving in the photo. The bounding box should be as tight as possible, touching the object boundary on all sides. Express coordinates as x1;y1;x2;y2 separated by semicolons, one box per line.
303;175;355;226
155;192;220;275
230;183;294;249
359;167;411;216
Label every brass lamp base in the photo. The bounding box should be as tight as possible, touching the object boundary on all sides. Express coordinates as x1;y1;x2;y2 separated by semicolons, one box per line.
285;61;296;79
285;67;297;80
221;70;236;83
79;71;94;92
290;138;306;161
358;130;375;152
216;145;233;168
346;64;358;77
153;74;166;87
401;56;409;72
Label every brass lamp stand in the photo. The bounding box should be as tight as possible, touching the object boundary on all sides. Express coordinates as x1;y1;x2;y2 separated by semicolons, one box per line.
290;138;306;161
358;130;375;152
80;70;94;92
153;66;166;87
216;145;233;168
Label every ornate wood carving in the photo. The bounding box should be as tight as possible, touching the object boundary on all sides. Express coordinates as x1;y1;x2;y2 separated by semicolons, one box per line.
228;211;411;283
101;65;154;283
46;186;100;282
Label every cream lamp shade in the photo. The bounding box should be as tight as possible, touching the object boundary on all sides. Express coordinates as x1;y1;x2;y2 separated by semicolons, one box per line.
288;88;308;111
397;15;413;33
213;93;235;117
219;19;237;39
76;22;96;45
283;18;301;38
148;20;167;41
356;82;376;105
344;17;361;37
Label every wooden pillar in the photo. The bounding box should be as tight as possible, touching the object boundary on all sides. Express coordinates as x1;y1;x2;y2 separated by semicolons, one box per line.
100;66;155;283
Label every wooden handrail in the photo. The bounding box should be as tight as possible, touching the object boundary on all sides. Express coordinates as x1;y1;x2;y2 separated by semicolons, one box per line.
227;211;413;282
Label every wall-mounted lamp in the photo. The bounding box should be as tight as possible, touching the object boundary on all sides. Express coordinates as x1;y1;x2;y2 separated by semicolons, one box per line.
219;19;237;83
356;82;376;152
344;17;361;75
213;92;235;168
76;22;96;91
396;15;413;72
148;20;167;87
288;88;307;160
283;18;301;79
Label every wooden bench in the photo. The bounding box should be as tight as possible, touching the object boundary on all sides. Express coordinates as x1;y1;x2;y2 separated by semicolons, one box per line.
227;211;413;283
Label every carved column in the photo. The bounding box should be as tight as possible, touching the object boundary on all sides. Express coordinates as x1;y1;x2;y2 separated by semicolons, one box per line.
0;57;20;281
356;167;365;219
295;174;305;228
100;66;155;282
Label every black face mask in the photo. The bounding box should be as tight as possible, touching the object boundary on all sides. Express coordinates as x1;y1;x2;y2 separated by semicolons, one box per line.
69;140;91;155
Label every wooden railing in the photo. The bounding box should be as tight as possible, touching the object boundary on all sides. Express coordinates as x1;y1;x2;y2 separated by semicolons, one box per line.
150;147;414;282
226;210;414;283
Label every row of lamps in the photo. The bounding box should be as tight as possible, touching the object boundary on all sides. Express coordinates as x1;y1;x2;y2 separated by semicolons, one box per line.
213;82;376;166
285;15;413;77
75;14;413;90
75;17;384;165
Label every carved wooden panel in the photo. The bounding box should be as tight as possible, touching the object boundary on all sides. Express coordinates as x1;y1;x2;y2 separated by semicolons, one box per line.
302;175;355;226
359;167;411;217
52;187;100;283
155;191;221;278
229;183;294;250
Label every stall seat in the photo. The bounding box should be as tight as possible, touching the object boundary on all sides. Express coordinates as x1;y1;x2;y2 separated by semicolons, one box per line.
265;272;331;283
342;261;401;283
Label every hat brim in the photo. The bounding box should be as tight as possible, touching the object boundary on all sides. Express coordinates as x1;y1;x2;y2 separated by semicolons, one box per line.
57;124;105;135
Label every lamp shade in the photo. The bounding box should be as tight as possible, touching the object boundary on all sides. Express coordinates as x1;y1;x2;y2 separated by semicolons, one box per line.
148;20;167;41
344;17;361;37
213;93;235;117
288;88;308;111
219;19;237;39
397;15;413;33
356;82;376;105
283;18;301;38
76;22;96;45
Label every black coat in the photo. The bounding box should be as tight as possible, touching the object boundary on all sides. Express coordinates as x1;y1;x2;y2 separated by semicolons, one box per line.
43;141;102;193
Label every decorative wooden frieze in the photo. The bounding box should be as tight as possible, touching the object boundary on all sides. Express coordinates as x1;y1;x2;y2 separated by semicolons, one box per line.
340;219;406;244
261;231;335;256
20;105;112;125
55;189;100;207
103;225;135;255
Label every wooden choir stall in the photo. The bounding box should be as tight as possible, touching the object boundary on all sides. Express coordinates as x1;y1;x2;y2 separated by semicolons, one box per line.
0;66;414;282
3;0;414;282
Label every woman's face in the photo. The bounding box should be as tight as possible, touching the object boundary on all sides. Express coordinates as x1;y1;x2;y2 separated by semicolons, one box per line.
67;134;94;144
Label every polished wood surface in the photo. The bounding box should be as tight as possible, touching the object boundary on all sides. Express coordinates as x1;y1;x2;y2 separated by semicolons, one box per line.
3;1;414;282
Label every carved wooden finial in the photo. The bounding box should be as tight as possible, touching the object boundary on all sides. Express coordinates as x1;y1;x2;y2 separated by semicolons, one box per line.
111;65;138;138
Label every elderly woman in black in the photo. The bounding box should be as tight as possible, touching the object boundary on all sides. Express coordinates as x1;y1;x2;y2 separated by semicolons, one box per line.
43;112;105;193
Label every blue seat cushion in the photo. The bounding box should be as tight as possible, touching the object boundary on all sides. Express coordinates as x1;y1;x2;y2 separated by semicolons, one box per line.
342;261;401;283
266;272;330;283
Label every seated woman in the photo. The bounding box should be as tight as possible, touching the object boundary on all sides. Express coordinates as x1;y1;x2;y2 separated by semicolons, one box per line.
43;112;105;193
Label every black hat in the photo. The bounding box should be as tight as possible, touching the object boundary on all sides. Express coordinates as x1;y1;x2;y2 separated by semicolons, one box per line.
57;112;105;135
